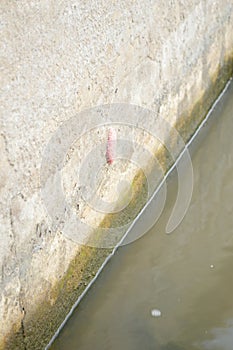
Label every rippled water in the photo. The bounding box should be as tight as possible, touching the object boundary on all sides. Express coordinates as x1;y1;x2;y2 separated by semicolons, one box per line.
51;81;233;350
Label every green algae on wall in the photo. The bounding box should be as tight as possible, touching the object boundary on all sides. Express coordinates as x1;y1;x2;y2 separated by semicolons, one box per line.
4;245;111;350
175;55;233;144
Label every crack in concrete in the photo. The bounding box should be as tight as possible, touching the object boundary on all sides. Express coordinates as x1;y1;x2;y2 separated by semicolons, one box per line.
9;206;27;350
19;303;27;350
9;207;17;255
0;132;14;167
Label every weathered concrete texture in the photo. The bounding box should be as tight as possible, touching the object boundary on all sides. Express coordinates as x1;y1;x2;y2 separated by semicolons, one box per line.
0;0;233;349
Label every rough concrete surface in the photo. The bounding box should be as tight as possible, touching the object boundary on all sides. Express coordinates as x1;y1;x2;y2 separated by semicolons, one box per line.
0;0;233;349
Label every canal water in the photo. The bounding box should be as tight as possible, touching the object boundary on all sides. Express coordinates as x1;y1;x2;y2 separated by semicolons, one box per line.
51;81;233;350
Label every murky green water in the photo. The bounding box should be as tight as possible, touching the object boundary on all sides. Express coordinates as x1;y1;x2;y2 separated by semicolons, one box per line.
51;81;233;350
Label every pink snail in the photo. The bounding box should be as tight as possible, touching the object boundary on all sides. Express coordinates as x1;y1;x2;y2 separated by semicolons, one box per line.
106;127;116;165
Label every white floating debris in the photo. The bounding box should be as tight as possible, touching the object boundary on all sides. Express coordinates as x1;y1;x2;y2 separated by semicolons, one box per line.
151;309;162;317
210;264;214;269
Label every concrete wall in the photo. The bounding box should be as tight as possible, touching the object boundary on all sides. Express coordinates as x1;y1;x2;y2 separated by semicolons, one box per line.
0;0;233;348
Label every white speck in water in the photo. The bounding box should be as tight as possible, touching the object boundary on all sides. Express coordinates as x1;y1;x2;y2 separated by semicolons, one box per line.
151;309;162;317
210;264;214;269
